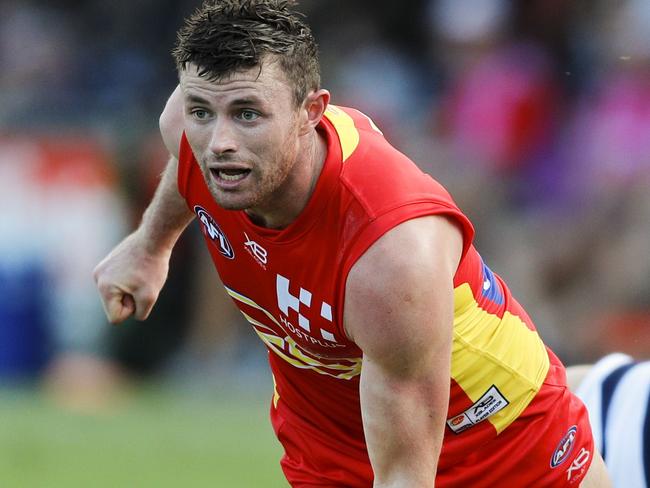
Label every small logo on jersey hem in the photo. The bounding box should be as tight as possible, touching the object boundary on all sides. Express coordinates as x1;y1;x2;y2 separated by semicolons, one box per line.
550;425;578;468
566;448;590;483
446;385;509;434
194;206;235;259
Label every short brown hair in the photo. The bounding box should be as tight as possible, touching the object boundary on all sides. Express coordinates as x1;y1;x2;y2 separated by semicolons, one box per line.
173;0;320;106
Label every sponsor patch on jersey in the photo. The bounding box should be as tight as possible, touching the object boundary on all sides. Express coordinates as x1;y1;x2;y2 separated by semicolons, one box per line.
447;385;509;433
550;425;577;468
194;206;234;259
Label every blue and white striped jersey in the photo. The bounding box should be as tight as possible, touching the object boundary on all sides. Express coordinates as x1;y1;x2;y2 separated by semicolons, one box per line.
575;353;650;488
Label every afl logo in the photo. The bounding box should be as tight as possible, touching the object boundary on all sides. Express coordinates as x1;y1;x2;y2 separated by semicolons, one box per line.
550;426;577;468
194;206;235;260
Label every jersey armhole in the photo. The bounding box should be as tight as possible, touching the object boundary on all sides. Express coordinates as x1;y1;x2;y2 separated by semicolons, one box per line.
334;201;475;340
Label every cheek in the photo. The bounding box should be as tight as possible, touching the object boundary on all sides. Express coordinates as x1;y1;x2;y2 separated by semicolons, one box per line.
184;119;212;147
276;122;300;154
183;128;203;155
247;121;300;170
252;130;290;162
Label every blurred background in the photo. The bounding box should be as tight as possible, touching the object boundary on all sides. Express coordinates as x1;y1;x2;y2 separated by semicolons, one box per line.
1;0;649;485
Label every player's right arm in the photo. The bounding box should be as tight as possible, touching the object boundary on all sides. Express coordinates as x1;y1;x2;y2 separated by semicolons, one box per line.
93;85;194;324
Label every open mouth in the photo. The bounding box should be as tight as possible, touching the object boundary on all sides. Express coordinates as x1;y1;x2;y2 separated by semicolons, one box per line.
211;168;251;183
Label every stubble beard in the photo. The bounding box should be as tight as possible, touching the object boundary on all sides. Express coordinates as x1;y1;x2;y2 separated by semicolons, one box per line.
203;168;257;211
203;143;298;213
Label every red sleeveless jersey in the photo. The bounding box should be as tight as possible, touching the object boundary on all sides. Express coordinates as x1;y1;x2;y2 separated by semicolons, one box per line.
177;106;589;486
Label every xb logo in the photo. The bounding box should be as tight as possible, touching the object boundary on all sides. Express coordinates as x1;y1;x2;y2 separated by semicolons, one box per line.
194;206;234;259
566;448;590;482
244;233;268;266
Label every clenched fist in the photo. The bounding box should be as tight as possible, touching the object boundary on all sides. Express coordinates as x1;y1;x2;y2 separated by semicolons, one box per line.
93;230;172;324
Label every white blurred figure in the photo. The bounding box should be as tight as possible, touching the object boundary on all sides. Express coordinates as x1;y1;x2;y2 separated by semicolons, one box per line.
429;0;509;46
0;135;129;409
568;353;650;488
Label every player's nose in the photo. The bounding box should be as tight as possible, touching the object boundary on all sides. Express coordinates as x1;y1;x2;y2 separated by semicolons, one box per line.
209;118;238;155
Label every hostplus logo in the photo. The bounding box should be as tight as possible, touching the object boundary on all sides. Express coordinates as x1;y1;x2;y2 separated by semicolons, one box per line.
275;274;344;349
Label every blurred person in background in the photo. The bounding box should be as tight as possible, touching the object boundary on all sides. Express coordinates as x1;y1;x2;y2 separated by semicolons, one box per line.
0;134;131;408
423;0;650;366
527;0;650;362
421;0;574;357
567;353;650;488
0;2;132;408
429;0;561;179
94;0;610;486
0;0;210;410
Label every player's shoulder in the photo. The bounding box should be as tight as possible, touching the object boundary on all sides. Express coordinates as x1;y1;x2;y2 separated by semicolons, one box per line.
159;85;184;159
323;105;456;215
323;104;405;166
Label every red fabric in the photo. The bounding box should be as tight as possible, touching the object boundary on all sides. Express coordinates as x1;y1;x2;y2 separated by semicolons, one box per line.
436;352;594;487
177;106;592;487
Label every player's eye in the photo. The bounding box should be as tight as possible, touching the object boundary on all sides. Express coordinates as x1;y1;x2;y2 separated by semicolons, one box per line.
191;109;210;120
238;109;260;122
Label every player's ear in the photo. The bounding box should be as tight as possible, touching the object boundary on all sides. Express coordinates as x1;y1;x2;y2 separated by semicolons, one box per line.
299;89;330;135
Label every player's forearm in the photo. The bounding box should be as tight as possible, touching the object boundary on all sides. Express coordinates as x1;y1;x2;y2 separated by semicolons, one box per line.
361;359;448;488
136;156;194;255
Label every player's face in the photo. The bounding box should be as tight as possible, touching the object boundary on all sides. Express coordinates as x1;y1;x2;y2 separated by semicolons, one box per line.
180;61;304;219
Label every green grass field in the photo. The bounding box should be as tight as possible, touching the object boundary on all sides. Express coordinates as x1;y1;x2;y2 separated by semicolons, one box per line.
0;385;287;487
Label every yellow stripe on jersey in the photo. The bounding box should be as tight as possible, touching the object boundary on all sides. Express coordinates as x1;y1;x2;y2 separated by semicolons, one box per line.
225;286;362;380
324;105;360;162
246;312;362;380
452;283;550;434
226;286;280;326
271;373;280;408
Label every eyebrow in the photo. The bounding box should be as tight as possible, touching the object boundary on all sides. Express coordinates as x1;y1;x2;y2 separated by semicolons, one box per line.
230;97;260;106
185;94;211;105
184;94;263;108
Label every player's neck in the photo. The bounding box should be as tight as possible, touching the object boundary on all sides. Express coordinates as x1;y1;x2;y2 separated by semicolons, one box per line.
245;130;327;229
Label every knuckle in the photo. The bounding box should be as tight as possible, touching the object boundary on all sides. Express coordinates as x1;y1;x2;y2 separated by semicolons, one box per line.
141;294;156;308
139;289;157;305
96;281;112;296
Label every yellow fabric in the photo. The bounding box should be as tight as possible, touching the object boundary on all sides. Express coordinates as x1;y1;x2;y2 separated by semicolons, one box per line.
323;105;360;162
451;283;550;433
225;286;362;380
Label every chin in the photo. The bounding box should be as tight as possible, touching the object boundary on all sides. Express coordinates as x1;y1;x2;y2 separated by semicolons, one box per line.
211;191;255;211
213;198;249;211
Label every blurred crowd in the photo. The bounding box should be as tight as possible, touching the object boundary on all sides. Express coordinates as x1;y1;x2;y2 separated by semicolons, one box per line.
1;0;649;402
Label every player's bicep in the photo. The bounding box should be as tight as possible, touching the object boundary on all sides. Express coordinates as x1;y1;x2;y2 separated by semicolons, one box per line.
344;215;462;365
344;216;462;482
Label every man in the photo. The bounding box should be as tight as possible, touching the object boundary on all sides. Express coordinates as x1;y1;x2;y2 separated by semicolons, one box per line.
567;354;650;488
94;1;611;486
